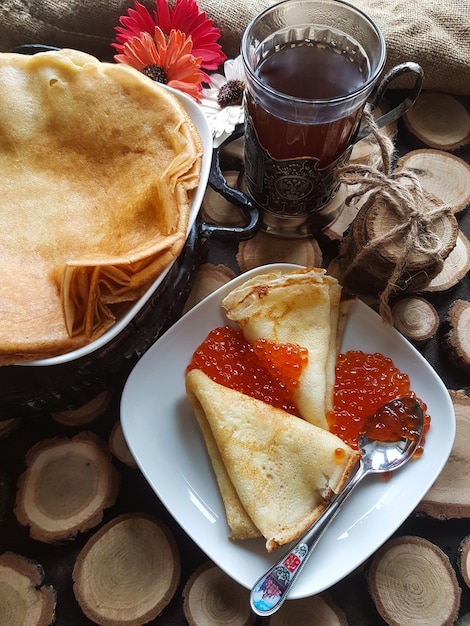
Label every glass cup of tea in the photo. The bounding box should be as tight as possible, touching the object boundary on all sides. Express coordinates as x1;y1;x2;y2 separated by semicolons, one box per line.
236;0;423;237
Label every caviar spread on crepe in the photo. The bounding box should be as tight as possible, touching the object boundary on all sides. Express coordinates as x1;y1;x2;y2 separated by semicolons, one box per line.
185;267;360;551
185;267;429;552
221;268;354;430
0;49;202;363
186;369;359;552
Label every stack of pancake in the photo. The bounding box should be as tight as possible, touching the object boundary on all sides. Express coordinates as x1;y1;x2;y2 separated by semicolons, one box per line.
186;268;360;552
0;49;202;364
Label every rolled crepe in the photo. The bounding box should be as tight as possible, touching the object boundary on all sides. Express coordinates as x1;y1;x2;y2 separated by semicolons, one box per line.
186;369;360;552
222;267;352;430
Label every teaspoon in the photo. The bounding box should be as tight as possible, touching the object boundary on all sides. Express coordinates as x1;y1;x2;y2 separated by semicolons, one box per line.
250;397;424;617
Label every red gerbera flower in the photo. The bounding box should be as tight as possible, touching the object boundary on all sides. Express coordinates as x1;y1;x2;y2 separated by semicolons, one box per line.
113;0;226;72
115;27;204;102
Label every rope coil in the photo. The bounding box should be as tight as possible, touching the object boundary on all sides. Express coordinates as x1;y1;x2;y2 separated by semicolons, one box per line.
335;107;453;322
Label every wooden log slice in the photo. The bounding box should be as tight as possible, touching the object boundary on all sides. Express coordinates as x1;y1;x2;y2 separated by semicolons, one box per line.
266;592;348;625
0;468;10;527
391;296;439;344
0;417;20;438
416;389;470;519
441;300;470;374
397;149;470;214
109;422;138;469
420;230;470;293
73;513;180;626
220;135;244;165
183;263;237;314
403;92;470;152
367;535;460;626
201;170;247;228
236;231;322;273
183;562;254;626
458;535;470;589
14;432;119;542
336;191;458;297
51;390;111;426
0;552;57;626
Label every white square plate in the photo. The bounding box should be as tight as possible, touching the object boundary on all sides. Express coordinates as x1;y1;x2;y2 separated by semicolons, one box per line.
120;263;455;598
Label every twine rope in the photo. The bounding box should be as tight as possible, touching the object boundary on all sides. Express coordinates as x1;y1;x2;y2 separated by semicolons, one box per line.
336;107;453;322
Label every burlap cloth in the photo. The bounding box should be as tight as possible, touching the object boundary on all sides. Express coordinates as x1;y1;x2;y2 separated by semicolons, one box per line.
0;0;468;94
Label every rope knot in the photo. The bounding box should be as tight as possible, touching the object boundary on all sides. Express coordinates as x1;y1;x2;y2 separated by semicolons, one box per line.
335;106;455;323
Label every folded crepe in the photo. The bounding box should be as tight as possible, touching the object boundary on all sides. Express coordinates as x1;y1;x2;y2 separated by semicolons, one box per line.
0;48;202;363
186;368;360;552
221;268;353;430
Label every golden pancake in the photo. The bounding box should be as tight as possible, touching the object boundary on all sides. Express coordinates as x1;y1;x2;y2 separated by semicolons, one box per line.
221;268;353;430
186;376;260;541
0;49;202;363
186;369;360;552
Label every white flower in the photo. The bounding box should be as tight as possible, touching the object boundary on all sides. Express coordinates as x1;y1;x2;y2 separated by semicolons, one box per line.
200;56;245;146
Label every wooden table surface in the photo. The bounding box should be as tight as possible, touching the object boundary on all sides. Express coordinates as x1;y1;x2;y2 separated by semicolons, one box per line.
0;100;469;626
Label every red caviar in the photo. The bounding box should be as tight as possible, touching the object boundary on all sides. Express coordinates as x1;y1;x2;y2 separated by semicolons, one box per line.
361;397;423;443
187;326;308;415
329;350;431;453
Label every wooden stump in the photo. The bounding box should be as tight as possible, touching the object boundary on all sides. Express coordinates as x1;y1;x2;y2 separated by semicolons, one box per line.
335;191;458;298
368;535;460;626
0;552;56;625
441;301;470;374
0;417;20;438
183;562;254;626
73;513;180;626
14;432;119;542
183;263;237;314
266;592;348;625
397;149;470;214
236;232;322;272
109;422;138;469
420;230;470;293
201;170;247;228
416;389;470;519
458;535;470;589
51;390;111;426
403;91;470;152
0;468;9;525
391;296;439;344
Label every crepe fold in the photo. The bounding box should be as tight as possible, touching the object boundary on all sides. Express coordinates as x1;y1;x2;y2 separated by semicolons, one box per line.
0;49;202;363
186;369;359;552
221;268;353;430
